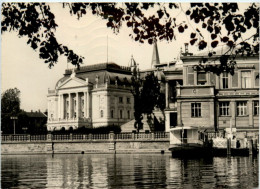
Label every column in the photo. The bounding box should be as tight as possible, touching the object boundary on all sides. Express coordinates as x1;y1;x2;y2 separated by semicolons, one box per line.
58;94;61;119
84;92;87;118
87;91;90;118
69;93;72;119
61;94;64;119
231;100;236;127
248;100;253;127
165;81;169;108
76;92;80;119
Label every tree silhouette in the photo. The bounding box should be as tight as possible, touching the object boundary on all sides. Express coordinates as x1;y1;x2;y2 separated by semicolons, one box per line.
131;70;165;132
1;88;21;133
2;3;259;73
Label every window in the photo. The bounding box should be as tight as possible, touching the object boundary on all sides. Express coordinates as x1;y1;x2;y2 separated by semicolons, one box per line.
219;102;230;116
82;111;84;117
127;97;130;104
111;110;114;118
222;72;229;89
119;97;123;103
100;110;104;118
74;112;77;118
191;103;201;117
197;72;206;85
127;110;130;119
254;101;259;115
120;110;123;119
237;102;247;116
241;71;251;88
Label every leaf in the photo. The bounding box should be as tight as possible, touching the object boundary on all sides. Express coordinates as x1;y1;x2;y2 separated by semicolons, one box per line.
190;33;196;38
198;40;207;50
186;10;191;15
148;38;153;44
178;25;184;33
190;38;198;45
222;36;229;42
227;40;234;47
211;40;218;48
211;34;217;40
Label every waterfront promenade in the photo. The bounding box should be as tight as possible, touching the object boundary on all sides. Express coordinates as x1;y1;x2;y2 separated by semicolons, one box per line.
1;132;170;154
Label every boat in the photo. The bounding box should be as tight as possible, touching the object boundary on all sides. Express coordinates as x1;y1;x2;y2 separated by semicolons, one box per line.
168;126;211;157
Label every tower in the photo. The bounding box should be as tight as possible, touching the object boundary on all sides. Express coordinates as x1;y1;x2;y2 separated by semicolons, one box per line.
151;40;160;68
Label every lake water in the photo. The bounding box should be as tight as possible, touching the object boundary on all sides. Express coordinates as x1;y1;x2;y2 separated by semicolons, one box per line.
1;154;258;189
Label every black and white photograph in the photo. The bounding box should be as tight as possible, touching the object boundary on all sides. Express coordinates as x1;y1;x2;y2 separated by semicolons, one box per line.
1;2;259;188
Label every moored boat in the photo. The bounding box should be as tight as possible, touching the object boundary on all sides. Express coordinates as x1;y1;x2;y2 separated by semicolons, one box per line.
168;126;211;157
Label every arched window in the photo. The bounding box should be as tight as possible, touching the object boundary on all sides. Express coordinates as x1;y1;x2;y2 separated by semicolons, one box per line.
100;110;104;118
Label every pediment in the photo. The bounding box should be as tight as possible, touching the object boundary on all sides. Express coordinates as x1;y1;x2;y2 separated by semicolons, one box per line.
58;78;87;89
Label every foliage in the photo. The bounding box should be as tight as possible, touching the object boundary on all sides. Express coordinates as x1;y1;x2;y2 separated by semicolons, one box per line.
51;125;121;134
1;88;47;134
2;3;259;73
1;3;84;68
1;88;21;133
131;71;165;132
1;88;21;114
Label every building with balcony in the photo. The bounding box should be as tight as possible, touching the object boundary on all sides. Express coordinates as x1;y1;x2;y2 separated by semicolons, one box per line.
47;63;134;131
165;47;259;132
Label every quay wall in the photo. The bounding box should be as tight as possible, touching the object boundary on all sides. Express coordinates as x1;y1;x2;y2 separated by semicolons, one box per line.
1;141;170;155
1;132;170;155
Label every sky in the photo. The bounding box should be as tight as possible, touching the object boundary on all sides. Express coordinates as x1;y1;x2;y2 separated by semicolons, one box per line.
1;3;254;112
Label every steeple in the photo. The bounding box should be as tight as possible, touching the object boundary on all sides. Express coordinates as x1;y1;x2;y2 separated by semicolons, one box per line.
151;40;160;68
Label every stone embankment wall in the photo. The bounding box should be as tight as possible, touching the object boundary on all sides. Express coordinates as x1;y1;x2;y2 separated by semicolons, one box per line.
1;132;170;154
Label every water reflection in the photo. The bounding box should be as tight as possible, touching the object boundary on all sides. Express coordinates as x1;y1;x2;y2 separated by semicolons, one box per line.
1;154;258;189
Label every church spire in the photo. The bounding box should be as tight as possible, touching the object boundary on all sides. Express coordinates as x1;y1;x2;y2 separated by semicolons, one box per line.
151;39;160;68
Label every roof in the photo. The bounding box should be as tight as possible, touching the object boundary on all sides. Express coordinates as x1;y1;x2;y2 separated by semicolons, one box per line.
55;62;132;88
26;111;47;118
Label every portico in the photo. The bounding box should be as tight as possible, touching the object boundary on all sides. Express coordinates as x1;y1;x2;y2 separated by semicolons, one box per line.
47;62;134;131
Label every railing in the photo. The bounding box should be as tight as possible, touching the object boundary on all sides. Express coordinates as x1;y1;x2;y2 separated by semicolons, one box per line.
1;132;169;142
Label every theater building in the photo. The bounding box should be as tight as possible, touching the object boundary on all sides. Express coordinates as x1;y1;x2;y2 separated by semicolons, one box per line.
47;63;134;131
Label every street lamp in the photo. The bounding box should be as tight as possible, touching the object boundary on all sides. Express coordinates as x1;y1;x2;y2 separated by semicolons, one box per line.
10;116;18;135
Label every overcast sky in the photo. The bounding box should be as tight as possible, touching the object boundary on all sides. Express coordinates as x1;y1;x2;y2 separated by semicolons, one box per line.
1;3;253;112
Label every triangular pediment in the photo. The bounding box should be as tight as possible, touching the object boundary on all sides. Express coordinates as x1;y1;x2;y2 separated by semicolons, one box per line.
58;77;87;89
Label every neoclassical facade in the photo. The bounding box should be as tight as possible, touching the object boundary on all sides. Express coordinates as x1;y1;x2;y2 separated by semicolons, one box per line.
47;63;134;131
